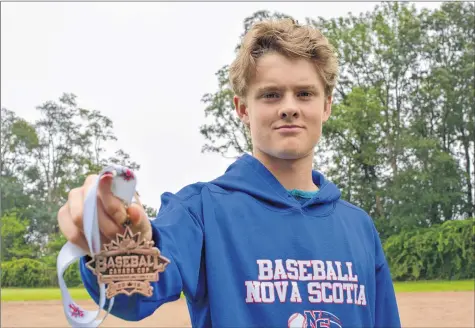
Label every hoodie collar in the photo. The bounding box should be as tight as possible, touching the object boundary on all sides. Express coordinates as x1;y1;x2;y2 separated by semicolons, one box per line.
212;153;341;210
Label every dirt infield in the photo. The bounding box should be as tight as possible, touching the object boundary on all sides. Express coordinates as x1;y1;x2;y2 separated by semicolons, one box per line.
2;292;474;327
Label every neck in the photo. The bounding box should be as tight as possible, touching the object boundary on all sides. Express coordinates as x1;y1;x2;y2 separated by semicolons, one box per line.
253;149;317;192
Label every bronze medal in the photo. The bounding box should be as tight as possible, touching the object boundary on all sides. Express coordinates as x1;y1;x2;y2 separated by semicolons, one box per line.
85;218;170;299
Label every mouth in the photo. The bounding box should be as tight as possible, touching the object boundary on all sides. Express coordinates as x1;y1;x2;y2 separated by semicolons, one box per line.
275;125;303;130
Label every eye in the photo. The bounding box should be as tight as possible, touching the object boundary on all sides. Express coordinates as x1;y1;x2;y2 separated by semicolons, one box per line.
298;91;312;98
262;92;280;99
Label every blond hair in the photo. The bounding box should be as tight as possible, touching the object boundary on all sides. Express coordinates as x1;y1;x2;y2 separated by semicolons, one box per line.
229;19;339;98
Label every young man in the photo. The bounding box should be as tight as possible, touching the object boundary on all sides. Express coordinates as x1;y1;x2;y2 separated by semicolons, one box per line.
58;19;401;327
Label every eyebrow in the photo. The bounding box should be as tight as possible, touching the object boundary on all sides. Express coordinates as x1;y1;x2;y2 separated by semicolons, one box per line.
296;85;319;92
256;84;320;95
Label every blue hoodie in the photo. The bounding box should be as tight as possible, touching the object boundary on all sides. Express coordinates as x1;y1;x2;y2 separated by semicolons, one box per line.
80;153;400;327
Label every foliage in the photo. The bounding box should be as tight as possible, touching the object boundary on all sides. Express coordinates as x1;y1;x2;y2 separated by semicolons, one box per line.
384;218;475;281
1;258;56;287
2;93;151;244
42;233;83;287
1;254;82;288
1;213;39;261
312;2;473;236
1;92;156;287
1;230;83;288
143;204;158;218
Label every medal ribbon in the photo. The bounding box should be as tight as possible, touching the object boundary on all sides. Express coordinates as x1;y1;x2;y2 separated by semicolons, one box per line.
57;165;137;327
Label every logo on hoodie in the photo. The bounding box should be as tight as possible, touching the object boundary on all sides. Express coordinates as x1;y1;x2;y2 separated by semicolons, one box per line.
245;259;367;306
288;310;342;328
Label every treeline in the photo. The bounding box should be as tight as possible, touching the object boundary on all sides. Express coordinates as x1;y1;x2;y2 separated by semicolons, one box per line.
1;95;158;266
384;218;474;281
2;217;473;287
1;2;474;286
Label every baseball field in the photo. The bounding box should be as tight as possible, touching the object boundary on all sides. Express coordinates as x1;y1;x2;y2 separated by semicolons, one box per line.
2;281;474;327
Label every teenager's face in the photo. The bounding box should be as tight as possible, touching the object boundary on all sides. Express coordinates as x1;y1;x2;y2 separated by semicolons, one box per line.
234;52;332;161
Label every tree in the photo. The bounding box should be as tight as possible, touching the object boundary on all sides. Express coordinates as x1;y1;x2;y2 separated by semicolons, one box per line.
417;2;475;217
1;213;39;261
1;93;164;282
24;93;95;236
2;93;150;248
200;66;251;158
309;2;470;235
0;108;38;218
1;107;39;177
321;86;386;219
143;204;158;219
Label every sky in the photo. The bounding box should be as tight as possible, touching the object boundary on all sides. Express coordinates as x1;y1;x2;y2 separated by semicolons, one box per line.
1;1;444;210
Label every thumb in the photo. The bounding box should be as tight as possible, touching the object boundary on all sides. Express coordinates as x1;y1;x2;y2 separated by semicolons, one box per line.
100;170;115;182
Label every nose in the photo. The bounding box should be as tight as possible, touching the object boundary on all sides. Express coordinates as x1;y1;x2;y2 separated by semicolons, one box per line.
278;106;300;120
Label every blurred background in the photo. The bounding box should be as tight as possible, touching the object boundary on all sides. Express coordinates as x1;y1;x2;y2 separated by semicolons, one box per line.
1;2;474;327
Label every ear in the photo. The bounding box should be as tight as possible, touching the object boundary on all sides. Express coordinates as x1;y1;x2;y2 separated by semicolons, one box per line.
322;95;332;123
234;95;250;126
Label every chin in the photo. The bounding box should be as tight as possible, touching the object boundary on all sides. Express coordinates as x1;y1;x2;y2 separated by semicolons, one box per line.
268;148;312;160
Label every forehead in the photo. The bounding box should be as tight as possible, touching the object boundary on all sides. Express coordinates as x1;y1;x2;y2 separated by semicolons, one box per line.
249;52;323;89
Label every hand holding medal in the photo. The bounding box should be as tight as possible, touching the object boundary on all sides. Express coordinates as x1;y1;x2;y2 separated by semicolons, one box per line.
56;165;170;327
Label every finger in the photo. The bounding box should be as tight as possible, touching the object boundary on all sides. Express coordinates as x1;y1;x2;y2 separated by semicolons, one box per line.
97;174;128;225
127;202;146;226
96;197;124;240
128;192;149;227
127;203;151;240
58;205;90;254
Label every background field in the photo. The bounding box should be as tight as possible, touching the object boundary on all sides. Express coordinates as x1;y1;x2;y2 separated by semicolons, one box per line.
2;282;474;327
2;285;474;327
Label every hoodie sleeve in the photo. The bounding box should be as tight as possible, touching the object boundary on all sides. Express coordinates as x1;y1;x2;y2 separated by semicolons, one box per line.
79;190;205;321
373;225;401;328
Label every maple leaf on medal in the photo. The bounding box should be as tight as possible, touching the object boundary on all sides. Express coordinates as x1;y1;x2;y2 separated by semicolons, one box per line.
103;227;143;252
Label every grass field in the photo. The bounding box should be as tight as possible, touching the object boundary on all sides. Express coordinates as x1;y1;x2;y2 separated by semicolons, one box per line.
2;280;473;302
392;279;474;292
2;287;90;302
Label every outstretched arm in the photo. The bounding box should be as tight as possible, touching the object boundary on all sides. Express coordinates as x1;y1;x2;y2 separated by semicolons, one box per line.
79;191;205;321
